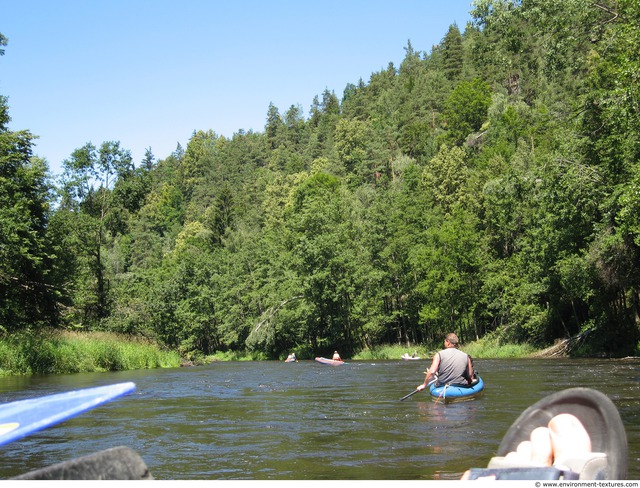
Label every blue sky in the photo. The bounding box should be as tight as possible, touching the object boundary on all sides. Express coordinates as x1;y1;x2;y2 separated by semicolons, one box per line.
1;1;473;176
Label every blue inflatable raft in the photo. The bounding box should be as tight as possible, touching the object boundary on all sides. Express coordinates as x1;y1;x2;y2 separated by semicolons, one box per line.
430;376;484;403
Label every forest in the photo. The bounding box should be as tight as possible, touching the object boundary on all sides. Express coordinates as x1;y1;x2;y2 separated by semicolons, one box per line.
1;0;640;361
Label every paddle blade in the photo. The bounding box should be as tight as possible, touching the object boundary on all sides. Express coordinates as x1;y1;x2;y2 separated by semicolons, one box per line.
0;382;136;446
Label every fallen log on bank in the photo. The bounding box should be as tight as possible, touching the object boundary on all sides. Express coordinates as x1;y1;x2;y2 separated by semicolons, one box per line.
528;330;591;358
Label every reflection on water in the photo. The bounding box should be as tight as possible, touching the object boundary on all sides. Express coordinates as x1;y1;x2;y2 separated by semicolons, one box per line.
0;358;638;479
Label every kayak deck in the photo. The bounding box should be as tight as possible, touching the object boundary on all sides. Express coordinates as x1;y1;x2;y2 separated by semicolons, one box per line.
314;357;344;365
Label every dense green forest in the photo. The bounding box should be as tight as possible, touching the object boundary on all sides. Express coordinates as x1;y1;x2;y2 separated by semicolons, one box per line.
2;0;640;361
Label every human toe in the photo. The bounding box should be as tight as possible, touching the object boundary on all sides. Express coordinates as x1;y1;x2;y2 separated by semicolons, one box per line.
529;426;553;466
548;413;591;465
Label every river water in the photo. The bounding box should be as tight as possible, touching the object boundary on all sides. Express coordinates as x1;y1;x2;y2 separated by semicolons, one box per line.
0;358;638;480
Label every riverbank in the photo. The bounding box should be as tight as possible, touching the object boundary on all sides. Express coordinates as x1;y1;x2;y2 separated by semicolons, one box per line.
0;330;181;376
0;330;606;377
204;340;539;364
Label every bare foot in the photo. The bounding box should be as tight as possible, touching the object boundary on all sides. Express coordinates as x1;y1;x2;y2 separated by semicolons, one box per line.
460;413;591;480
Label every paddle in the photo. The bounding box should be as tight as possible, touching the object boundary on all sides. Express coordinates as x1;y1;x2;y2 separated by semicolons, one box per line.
400;378;436;401
0;382;136;446
400;389;421;401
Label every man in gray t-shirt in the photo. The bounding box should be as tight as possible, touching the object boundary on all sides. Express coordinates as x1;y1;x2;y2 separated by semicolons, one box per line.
417;333;474;389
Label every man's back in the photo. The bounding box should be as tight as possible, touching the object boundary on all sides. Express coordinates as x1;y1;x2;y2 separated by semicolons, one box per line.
436;347;470;385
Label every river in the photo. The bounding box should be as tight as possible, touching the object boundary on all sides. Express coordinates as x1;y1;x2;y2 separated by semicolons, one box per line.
0;358;638;480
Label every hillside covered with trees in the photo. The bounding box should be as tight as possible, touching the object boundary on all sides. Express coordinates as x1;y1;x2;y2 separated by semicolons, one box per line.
2;0;640;361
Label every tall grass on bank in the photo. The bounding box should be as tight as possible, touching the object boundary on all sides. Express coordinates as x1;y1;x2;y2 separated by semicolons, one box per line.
353;340;539;361
203;350;268;362
0;330;181;376
462;337;538;358
353;343;437;360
